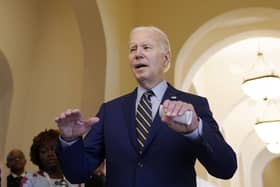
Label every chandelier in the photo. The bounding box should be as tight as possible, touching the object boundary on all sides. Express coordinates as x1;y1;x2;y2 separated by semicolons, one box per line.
241;51;280;100
254;99;280;154
255;120;280;154
241;48;280;154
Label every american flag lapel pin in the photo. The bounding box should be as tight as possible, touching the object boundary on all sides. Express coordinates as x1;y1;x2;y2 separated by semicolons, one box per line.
170;96;177;100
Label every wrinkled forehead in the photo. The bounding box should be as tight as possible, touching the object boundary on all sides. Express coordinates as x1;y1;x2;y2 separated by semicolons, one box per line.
129;29;161;46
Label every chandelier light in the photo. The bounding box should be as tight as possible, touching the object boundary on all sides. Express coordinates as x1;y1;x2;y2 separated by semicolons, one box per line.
241;51;280;100
266;143;280;154
255;120;280;144
254;99;280;154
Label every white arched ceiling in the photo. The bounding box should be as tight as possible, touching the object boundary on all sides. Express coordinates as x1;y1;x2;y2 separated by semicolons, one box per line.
250;146;278;187
174;7;280;187
194;36;280;123
225;97;279;187
175;7;280;89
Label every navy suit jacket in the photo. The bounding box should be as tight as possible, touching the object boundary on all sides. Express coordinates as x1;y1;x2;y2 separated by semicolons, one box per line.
56;85;237;187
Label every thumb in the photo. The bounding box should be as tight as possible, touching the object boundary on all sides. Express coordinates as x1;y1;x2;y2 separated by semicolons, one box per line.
83;117;100;127
161;115;173;124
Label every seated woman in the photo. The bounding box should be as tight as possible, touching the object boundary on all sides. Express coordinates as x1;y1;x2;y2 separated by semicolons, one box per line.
21;129;83;187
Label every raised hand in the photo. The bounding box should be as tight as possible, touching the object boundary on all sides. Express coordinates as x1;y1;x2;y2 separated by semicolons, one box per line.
160;99;199;133
55;109;99;141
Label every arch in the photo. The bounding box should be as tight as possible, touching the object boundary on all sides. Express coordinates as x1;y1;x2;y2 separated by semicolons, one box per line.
174;7;280;89
237;130;277;187
182;30;280;91
251;148;278;187
174;7;280;187
0;50;13;164
70;0;106;116
263;157;280;187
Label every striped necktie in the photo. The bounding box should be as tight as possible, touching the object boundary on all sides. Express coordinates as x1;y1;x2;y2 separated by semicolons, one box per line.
136;90;154;154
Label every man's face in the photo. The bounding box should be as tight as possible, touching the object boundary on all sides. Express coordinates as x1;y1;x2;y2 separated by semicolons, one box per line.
128;30;169;88
6;150;26;173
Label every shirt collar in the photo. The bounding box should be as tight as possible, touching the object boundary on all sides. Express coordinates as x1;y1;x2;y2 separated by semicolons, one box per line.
137;80;168;100
11;172;26;178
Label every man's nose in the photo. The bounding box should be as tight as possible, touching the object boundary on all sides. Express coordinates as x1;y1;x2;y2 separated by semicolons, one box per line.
135;48;144;59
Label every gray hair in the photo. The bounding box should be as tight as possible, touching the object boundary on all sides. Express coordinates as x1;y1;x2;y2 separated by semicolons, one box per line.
130;26;171;54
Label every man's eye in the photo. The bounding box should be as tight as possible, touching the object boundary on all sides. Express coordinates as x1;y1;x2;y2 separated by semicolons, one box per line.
129;48;136;53
143;46;151;50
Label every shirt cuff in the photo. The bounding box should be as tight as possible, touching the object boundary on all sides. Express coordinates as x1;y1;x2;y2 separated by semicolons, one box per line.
59;136;79;147
183;118;203;140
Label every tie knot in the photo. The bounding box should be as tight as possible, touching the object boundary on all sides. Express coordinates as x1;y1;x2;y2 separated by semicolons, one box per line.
144;90;154;99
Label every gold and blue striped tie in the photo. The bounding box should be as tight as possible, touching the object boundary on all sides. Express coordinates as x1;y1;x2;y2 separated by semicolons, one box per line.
136;90;154;154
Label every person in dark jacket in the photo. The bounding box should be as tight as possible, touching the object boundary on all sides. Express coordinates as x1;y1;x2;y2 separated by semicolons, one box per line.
6;149;27;187
55;26;237;187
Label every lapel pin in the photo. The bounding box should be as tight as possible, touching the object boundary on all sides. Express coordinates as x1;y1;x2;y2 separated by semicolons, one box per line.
170;96;177;100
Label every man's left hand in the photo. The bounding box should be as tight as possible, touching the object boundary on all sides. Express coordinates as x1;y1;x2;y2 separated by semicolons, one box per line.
161;99;199;134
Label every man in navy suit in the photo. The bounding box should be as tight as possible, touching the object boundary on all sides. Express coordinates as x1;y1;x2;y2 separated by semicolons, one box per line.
55;26;237;187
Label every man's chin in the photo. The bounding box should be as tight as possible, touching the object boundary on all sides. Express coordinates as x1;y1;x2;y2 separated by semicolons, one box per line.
136;77;148;84
135;73;148;80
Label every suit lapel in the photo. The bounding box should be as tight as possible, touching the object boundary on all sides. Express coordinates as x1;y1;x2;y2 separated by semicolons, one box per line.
122;85;184;155
142;84;182;154
122;89;139;154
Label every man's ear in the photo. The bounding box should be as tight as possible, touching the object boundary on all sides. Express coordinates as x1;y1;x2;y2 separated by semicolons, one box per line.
163;51;171;72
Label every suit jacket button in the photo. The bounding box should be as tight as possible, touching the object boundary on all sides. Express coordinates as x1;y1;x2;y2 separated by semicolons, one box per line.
137;162;143;167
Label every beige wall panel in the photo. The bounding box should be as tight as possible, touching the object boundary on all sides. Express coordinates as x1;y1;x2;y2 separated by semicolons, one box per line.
97;0;135;97
0;0;39;184
70;0;107;117
4;0;84;172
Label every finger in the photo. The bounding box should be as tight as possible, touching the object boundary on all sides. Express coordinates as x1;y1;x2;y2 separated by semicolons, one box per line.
162;99;171;108
67;109;82;121
65;108;73;116
64;109;79;119
57;109;72;120
54;116;61;123
55;112;68;124
171;101;184;116
82;117;100;127
179;104;188;115
161;115;173;124
60;109;81;125
55;109;80;125
165;101;177;116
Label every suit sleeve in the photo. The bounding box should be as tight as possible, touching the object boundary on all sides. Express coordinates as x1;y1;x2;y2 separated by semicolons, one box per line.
194;97;237;179
56;104;106;184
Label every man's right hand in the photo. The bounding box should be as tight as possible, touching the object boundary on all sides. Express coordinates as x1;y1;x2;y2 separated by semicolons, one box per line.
55;109;100;142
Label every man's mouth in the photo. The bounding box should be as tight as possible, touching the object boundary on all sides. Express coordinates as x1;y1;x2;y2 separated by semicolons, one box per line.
135;63;148;69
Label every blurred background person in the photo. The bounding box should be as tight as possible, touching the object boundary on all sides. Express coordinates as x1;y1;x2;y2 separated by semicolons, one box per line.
21;129;83;187
6;149;27;187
